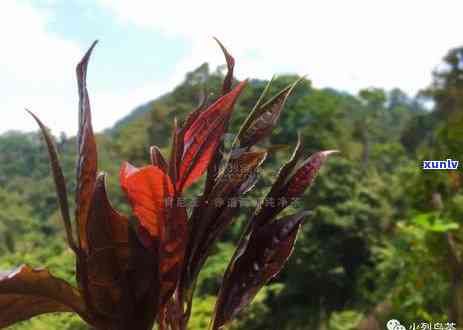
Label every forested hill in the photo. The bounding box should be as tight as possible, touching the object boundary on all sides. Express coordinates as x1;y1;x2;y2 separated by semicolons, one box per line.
2;48;462;330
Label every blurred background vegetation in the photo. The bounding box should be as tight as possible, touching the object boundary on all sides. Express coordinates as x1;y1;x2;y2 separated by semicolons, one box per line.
2;45;463;329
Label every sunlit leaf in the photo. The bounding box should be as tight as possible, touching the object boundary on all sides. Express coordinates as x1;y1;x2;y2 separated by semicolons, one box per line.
168;118;183;185
178;81;247;191
119;163;187;310
183;81;247;144
204;38;236;194
412;213;460;232
120;163;174;241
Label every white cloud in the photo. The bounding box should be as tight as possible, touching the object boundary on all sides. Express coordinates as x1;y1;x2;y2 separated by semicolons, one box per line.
0;1;176;135
98;0;463;96
0;1;82;134
2;0;463;135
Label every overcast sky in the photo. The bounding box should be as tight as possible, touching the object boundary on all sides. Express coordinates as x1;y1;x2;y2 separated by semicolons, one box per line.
1;0;462;135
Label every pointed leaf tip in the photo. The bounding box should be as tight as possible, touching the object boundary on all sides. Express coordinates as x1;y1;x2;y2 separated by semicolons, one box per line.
213;211;305;328
77;40;98;69
214;37;237;95
283;149;338;199
239;78;298;148
150;146;168;172
321;149;340;157
213;37;235;67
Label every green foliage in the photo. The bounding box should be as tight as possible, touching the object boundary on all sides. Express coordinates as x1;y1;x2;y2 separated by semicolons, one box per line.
328;310;364;330
6;313;88;330
0;54;453;329
363;213;453;323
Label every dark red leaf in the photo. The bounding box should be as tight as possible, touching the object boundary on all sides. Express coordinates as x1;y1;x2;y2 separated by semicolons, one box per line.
210;150;267;198
0;265;89;328
150;145;168;172
204;38;235;194
183;80;247;145
253;143;336;227
181;151;266;293
239;77;303;148
178;81;247;191
213;37;235;95
168;118;183;185
76;40;99;253
85;173;130;317
268;134;305;197
182;91;209;133
123;228;160;330
248;136;304;228
283;150;338;199
212;211;310;329
27;110;77;252
234;76;275;148
119;163;187;309
204;145;222;196
159;196;188;307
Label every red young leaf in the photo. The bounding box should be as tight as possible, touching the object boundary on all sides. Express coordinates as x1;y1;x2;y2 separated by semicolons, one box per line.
212;211;310;329
168;118;183;185
178;114;227;192
120;163;174;240
119;161;138;193
178;80;247;191
76;40;99;253
120;163;188;309
183;80;247;144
